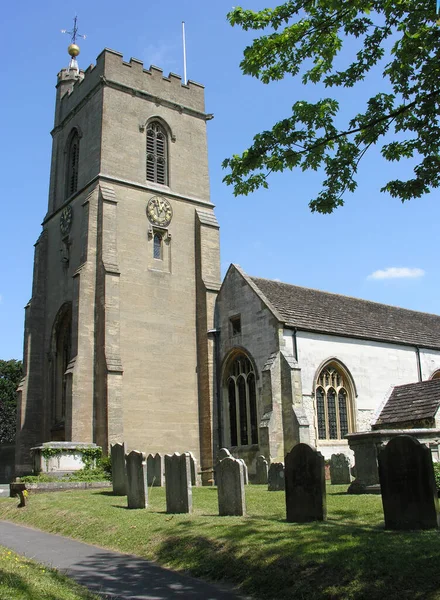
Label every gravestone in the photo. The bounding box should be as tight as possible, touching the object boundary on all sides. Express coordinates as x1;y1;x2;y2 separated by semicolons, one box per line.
217;456;246;516
147;453;164;487
188;451;199;487
126;450;148;509
237;459;249;484
268;462;285;491
378;435;439;530
165;452;192;514
255;455;269;484
330;453;351;485
217;448;231;461
111;443;127;496
285;443;326;522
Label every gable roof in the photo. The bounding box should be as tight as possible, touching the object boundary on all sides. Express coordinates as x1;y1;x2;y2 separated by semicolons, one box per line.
374;379;440;427
246;273;440;350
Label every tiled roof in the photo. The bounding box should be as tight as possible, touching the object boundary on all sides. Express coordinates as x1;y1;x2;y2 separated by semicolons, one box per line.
374;379;440;426
249;275;440;349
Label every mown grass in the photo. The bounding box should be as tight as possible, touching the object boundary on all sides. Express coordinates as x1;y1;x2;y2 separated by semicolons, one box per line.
0;545;101;600
1;485;440;599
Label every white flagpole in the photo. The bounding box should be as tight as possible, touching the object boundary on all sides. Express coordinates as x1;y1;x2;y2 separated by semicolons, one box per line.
182;21;187;85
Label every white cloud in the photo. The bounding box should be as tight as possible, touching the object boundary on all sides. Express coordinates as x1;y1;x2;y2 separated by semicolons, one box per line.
368;267;425;280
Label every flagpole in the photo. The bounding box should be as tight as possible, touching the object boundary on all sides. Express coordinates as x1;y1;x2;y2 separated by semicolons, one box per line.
182;21;187;85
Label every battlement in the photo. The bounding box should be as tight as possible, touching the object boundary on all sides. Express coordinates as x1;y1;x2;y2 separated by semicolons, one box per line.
56;48;205;125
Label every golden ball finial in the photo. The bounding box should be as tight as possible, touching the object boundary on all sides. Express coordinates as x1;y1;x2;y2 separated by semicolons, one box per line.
68;44;80;57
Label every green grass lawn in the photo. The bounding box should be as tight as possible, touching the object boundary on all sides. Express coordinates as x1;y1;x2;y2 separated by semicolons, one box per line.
1;484;440;600
0;545;101;600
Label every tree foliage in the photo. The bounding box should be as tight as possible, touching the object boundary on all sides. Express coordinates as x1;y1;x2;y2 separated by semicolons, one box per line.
0;359;22;444
223;0;440;213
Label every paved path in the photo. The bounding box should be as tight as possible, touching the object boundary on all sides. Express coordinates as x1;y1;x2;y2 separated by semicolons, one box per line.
0;520;250;600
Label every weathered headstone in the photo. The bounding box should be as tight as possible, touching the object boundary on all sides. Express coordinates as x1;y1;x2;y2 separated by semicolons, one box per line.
111;442;127;496
268;462;285;491
126;450;148;509
237;458;249;485
188;451;199;487
147;453;164;487
378;435;439;530
330;453;351;485
285;443;326;522
217;448;231;461
255;455;269;484
217;456;246;516
165;452;192;514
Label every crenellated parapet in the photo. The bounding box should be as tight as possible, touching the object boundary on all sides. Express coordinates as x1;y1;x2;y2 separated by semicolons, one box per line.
55;48;206;128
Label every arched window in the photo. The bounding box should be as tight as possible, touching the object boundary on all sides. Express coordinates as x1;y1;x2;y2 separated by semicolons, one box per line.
315;363;354;440
51;304;72;439
224;353;258;446
66;130;79;198
153;233;162;259
146;122;168;185
430;370;440;380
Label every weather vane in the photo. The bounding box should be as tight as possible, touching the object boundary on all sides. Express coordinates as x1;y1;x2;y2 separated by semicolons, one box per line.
61;16;86;73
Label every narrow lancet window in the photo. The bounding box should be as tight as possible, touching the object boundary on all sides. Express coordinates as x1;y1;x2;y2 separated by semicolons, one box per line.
146;122;168;185
153;233;162;259
66;130;79;198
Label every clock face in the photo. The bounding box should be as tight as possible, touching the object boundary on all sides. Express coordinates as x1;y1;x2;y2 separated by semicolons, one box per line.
60;205;73;236
146;196;173;227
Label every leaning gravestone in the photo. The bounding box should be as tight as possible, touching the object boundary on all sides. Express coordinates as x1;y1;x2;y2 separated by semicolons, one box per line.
217;456;246;516
111;442;127;496
165;452;192;514
378;435;439;530
147;453;164;487
285;443;326;522
255;455;269;484
268;462;285;491
126;450;148;509
330;453;351;485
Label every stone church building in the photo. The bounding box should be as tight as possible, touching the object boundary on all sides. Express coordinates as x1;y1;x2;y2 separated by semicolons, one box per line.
15;47;440;479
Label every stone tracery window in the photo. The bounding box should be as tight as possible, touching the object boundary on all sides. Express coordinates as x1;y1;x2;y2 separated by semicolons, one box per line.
146;122;168;185
315;364;353;440
225;353;258;446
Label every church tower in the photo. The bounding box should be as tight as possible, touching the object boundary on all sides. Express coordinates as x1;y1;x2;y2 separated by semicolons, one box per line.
16;47;221;481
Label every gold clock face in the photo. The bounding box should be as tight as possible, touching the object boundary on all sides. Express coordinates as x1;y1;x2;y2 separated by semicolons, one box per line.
146;196;172;227
60;205;73;236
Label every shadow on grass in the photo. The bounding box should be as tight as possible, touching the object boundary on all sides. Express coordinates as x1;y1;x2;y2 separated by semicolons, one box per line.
152;518;440;600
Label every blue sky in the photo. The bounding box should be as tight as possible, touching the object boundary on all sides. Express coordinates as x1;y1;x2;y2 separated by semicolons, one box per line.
1;0;439;360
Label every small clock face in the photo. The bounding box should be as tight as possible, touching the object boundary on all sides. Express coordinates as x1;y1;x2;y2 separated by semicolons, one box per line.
60;205;73;236
146;196;173;227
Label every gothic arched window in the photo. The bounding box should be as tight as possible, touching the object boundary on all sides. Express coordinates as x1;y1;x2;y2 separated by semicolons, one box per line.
51;304;72;439
224;353;258;446
315;363;354;440
146;122;168;185
66;130;79;198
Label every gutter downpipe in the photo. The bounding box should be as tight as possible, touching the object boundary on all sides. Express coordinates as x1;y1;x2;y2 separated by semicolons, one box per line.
415;346;422;382
293;327;298;361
